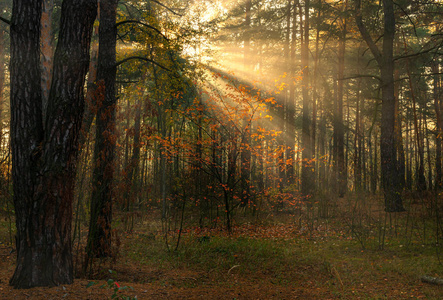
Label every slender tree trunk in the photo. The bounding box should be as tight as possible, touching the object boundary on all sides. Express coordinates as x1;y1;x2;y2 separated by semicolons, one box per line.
394;68;406;189
0;10;5;149
125;97;142;210
354;79;361;191
434;62;442;190
424;115;433;190
241;0;252;206
286;0;296;183
405;118;413;190
86;0;118;260
311;3;320;190
79;15;100;148
301;0;314;199
336;0;347;197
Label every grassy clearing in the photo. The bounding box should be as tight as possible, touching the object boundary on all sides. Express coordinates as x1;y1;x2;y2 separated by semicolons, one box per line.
2;193;443;298
115;214;443;298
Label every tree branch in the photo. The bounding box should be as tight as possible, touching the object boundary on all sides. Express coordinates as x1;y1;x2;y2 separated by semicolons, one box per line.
115;56;170;72
115;20;168;41
354;0;383;65
0;16;10;26
151;0;183;16
394;1;417;36
342;74;382;82
394;45;439;61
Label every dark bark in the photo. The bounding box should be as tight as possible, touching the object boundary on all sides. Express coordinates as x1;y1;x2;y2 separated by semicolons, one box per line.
79;17;100;149
10;0;97;288
335;0;347;197
301;0;314;198
434;62;442;189
241;0;252;206
394;69;405;189
286;0;297;183
354;0;404;211
0;8;5;148
41;0;54;115
86;0;118;260
354;80;361;191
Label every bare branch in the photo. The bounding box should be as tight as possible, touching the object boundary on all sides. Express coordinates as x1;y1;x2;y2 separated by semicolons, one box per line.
342;74;382;82
151;0;183;16
116;20;168;41
115;56;170;71
0;16;10;26
354;0;383;65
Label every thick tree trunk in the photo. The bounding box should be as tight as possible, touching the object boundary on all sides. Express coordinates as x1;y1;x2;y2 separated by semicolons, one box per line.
86;0;117;260
355;0;404;211
10;0;97;288
379;0;404;211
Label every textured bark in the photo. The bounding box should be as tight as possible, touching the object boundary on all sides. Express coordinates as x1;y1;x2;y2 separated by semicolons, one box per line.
86;0;118;260
79;15;100;149
10;0;97;288
41;0;54;115
354;0;404;211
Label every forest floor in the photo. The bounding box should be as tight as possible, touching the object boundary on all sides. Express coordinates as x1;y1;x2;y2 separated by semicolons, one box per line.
0;195;443;299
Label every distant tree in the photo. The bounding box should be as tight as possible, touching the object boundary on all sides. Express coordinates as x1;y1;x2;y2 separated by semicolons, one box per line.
301;0;314;199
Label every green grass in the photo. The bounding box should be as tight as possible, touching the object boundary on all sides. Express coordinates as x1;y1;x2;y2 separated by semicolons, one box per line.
129;234;299;278
123;225;443;298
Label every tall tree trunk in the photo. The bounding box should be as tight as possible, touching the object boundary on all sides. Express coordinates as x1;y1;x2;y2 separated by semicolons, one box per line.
301;0;314;199
241;0;252;206
124;97;142;211
0;6;5;149
405;118;413;190
79;14;100;148
86;0;118;260
286;0;296;183
336;0;347;197
394;68;406;189
354;0;404;211
424;115;432;190
10;0;97;288
311;3;320;190
434;62;442;190
354;79;361;191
